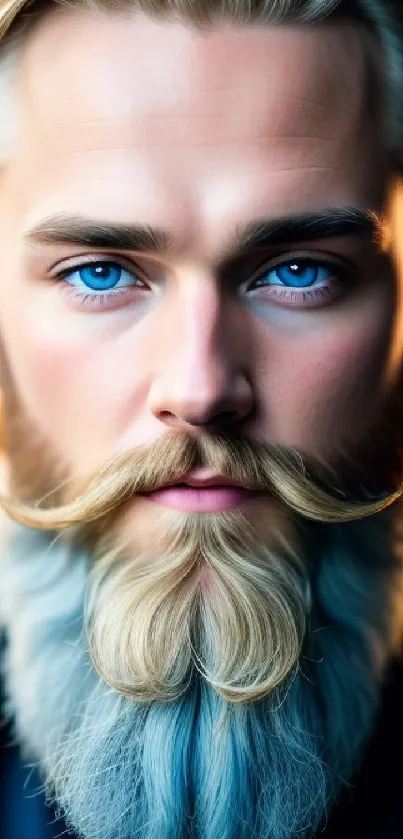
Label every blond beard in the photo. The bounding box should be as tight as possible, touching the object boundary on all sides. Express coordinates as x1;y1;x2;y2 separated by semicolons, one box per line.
1;353;403;706
1;507;403;839
2;369;403;838
83;497;309;703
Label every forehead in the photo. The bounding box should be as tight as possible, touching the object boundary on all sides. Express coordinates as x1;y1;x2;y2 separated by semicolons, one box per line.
20;10;374;113
12;9;385;253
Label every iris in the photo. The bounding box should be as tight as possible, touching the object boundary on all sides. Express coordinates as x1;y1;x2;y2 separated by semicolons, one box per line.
275;262;321;288
77;264;123;291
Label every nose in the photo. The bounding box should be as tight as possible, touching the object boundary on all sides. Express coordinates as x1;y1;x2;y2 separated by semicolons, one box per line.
147;272;253;431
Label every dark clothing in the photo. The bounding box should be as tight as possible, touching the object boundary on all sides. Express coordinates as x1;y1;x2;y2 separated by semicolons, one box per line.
1;658;403;839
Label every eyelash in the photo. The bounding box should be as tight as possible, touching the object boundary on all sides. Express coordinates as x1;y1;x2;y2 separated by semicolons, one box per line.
52;253;352;311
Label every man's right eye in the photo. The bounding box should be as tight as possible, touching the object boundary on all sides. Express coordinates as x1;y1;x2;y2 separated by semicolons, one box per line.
53;258;151;310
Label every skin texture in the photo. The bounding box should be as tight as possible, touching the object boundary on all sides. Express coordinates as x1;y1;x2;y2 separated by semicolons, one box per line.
0;9;400;504
2;12;403;839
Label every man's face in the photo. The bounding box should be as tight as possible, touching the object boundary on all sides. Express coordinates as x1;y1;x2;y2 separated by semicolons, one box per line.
3;13;403;837
0;9;399;501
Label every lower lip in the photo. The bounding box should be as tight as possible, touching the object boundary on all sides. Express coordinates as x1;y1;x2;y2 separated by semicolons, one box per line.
145;486;259;512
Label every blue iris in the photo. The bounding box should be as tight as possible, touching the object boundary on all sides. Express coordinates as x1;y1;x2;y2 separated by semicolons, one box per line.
77;264;123;291
274;262;321;288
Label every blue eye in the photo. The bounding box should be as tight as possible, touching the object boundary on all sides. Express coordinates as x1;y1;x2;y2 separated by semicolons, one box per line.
247;257;350;308
254;261;333;289
58;261;144;293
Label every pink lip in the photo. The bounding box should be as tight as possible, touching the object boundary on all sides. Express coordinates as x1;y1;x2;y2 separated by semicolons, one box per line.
146;486;259;512
144;470;260;511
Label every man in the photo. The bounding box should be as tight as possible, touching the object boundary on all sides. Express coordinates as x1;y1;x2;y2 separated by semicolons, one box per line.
0;0;403;836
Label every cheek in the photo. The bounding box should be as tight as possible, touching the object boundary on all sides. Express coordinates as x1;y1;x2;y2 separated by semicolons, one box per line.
261;313;394;455
2;301;150;470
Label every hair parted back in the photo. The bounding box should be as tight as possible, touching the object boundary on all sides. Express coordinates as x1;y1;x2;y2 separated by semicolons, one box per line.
0;0;402;167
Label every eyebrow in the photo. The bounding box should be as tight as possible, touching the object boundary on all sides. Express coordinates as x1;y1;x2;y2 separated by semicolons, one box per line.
24;206;382;267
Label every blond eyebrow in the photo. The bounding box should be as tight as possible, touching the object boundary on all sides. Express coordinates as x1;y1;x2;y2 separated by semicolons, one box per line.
24;206;381;267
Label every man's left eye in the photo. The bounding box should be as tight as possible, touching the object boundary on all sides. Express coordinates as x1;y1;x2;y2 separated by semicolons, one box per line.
251;261;334;289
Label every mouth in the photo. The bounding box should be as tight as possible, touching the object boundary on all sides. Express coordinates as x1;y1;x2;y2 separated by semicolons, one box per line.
143;469;262;512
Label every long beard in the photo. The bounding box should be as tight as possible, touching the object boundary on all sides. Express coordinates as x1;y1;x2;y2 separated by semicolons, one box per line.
1;359;403;837
1;425;401;709
85;502;309;704
1;507;403;839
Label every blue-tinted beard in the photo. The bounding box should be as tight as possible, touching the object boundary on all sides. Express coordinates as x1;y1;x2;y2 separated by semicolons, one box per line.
1;511;401;839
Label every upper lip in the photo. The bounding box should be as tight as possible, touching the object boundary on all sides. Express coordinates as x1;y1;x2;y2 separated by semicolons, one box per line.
163;470;250;489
